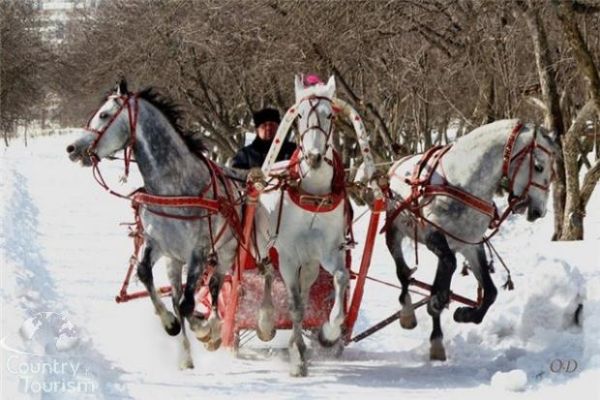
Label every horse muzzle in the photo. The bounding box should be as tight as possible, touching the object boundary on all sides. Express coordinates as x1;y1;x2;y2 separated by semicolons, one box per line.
66;143;94;166
305;151;322;169
527;206;543;222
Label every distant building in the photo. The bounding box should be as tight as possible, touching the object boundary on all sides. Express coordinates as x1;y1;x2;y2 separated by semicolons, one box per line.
34;0;98;43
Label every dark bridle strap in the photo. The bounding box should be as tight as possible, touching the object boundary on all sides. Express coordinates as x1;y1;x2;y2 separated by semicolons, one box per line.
296;95;335;166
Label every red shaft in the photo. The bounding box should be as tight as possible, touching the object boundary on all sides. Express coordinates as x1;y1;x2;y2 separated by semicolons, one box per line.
222;183;260;347
344;197;385;341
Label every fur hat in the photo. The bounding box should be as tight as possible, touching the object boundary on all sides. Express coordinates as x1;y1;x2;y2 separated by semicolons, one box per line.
252;108;281;127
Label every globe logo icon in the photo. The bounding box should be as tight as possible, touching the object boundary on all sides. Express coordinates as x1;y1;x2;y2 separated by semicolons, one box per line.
1;312;81;356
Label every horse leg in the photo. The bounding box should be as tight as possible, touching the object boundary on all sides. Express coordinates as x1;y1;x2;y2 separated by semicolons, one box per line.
385;225;417;329
165;258;194;369
424;231;456;361
136;244;180;336
204;272;224;351
298;261;320;310
281;258;308;377
454;245;497;324
319;253;348;346
179;247;209;351
257;261;276;342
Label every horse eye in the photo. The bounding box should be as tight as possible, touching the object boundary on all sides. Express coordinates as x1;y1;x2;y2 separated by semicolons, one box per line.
327;113;333;120
99;112;109;119
534;163;544;173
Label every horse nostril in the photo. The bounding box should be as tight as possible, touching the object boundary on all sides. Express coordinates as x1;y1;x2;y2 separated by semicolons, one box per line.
66;145;75;153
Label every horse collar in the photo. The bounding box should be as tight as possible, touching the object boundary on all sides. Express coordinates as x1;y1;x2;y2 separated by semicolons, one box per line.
286;149;345;213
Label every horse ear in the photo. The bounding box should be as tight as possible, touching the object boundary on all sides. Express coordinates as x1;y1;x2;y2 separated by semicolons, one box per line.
115;78;128;96
325;75;336;97
538;126;562;157
295;75;305;102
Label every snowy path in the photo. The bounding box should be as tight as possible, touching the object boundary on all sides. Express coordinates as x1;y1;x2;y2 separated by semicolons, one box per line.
1;133;599;399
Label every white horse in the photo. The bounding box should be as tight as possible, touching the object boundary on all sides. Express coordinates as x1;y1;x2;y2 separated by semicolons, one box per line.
254;76;349;376
383;119;557;361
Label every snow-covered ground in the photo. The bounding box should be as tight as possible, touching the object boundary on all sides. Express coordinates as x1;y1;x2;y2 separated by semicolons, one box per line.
1;133;599;399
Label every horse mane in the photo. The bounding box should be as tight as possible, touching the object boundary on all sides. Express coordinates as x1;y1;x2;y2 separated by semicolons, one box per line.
137;87;207;155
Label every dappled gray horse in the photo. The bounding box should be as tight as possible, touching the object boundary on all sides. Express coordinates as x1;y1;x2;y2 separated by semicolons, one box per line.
66;80;240;369
383;119;557;361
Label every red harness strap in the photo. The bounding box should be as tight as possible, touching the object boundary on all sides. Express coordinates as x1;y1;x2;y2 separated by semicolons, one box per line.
381;144;497;235
130;157;244;240
131;192;220;212
286;149;346;212
381;121;555;244
423;185;496;219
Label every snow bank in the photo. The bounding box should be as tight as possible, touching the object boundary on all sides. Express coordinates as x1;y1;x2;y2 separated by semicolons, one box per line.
491;369;528;392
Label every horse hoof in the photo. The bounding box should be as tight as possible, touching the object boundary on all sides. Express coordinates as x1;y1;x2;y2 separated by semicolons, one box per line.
429;339;447;361
256;327;276;342
197;331;211;343
205;338;222;352
189;316;211;342
453;307;483;324
399;312;417;330
164;318;181;336
315;339;345;359
317;328;340;347
290;363;308;377
179;358;194;370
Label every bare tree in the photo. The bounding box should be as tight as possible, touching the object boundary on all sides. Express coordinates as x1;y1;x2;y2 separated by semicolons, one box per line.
46;0;599;238
551;0;600;240
0;0;49;145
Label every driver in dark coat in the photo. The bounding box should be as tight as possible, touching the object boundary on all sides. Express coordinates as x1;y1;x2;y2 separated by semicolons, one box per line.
231;108;296;169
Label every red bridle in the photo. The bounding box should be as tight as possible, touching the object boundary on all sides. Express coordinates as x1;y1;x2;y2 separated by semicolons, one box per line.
296;95;335;167
499;123;555;214
85;93;140;181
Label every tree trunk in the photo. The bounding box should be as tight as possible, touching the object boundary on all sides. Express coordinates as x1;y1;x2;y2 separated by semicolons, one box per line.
518;1;567;240
552;0;600;240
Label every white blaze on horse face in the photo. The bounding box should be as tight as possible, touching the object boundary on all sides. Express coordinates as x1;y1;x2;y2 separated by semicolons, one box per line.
89;96;130;159
294;75;337;169
512;127;555;221
299;101;331;159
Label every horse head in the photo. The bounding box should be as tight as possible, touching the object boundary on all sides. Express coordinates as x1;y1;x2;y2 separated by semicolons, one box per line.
294;75;336;170
66;78;135;166
509;126;559;222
